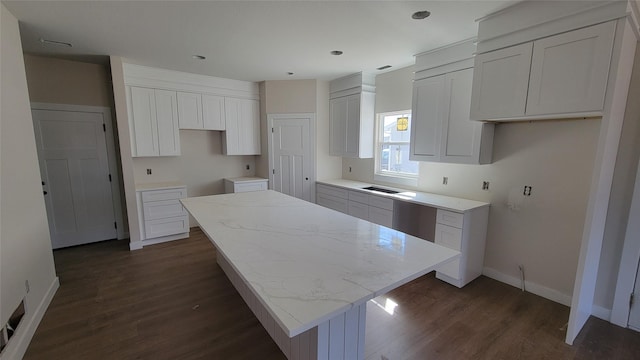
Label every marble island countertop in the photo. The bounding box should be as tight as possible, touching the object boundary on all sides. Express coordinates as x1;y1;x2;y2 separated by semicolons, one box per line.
318;179;489;213
181;190;459;338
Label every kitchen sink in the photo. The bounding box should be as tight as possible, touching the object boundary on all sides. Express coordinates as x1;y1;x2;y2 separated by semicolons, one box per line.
361;186;399;194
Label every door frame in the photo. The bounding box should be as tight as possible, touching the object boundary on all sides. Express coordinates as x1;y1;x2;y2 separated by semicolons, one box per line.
267;113;316;203
31;102;127;240
611;155;640;328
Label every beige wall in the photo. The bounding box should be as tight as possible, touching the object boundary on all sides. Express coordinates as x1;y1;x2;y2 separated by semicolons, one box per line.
132;130;255;195
257;79;342;181
343;65;599;302
1;4;58;358
23;54;112;107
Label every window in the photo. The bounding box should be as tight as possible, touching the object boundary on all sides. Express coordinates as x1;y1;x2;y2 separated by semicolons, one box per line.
375;111;418;185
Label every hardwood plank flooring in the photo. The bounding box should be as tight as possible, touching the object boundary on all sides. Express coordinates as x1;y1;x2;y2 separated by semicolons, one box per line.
24;228;640;359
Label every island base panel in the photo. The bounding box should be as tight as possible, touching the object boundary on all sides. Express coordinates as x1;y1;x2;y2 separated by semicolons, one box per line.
216;253;366;360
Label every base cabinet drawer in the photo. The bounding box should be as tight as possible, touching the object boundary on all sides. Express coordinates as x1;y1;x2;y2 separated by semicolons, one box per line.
144;216;189;239
434;223;463;251
224;178;268;193
437;258;460;279
141;188;187;202
143;199;187;220
348;200;369;220
317;193;348;213
369;206;393;228
233;181;268;193
317;184;349;199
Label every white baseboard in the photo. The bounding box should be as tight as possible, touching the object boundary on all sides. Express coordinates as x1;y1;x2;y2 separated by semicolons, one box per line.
1;276;59;360
591;305;612;321
129;240;143;251
482;267;572;306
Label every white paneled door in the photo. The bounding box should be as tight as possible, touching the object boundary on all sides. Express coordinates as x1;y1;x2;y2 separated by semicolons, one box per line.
32;109;117;249
268;114;315;202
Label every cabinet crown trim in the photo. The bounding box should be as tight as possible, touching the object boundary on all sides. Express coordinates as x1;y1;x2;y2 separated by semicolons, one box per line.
414;38;476;74
123;63;259;100
475;0;632;54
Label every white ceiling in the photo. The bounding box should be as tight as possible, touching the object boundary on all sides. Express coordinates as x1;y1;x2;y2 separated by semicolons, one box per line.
3;1;515;82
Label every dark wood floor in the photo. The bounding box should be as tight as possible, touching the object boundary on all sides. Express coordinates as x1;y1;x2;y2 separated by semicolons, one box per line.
24;228;640;360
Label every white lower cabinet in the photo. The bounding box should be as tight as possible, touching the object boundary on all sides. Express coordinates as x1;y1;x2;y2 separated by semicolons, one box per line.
224;177;268;193
316;184;394;227
138;185;189;243
434;208;489;288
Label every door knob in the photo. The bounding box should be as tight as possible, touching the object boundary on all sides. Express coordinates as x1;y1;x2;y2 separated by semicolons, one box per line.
42;181;45;186
43;191;48;195
305;177;309;180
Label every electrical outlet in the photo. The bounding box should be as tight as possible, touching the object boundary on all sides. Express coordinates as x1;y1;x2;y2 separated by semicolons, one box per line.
245;164;250;170
146;168;152;175
524;185;532;196
442;177;448;185
482;181;490;190
349;166;352;173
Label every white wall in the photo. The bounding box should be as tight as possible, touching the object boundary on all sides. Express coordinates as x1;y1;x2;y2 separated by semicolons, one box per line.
343;65;599;304
0;4;58;358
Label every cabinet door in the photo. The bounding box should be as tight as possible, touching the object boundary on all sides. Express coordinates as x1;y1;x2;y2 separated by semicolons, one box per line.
177;92;203;129
154;89;181;156
223;98;260;155
202;94;226;130
128;86;159;157
526;21;615;116
329;97;348;156
344;94;361;158
440;68;494;164
410;75;445;162
469;43;533;120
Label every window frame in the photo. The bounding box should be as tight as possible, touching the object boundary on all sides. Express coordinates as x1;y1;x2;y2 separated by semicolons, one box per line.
373;110;419;187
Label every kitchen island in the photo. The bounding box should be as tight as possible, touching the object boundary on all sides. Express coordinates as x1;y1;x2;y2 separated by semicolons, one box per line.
181;190;459;360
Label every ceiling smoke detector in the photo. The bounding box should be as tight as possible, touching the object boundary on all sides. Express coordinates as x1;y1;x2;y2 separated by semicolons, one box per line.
411;10;431;20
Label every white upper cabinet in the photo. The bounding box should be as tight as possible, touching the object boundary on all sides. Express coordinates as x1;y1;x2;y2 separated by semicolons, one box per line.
526;21;616;116
470;43;533;120
202;94;226;130
177;92;203;129
223;98;260;155
410;75;444;162
410;40;494;164
128;86;180;157
470;21;616;121
329;72;375;159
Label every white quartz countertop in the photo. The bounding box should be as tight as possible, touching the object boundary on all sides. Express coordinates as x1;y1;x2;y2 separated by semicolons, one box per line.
135;181;185;191
181;190;459;338
224;177;268;183
318;179;489;213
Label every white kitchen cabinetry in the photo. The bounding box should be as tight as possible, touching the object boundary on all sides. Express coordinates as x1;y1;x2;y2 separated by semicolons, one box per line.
470;21;616;121
128;86;180;157
434;207;489;288
411;40;494;164
202;94;226;130
177;92;203;129
223;98;260;155
138;185;189;242
224;177;268;193
177;92;226;131
316;184;394;228
329;73;375;158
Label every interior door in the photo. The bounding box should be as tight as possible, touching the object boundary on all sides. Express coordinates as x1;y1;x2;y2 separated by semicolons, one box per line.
269;114;314;202
32;109;117;249
629;261;640;331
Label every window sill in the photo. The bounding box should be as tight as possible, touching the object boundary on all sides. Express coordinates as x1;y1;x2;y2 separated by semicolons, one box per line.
373;173;418;188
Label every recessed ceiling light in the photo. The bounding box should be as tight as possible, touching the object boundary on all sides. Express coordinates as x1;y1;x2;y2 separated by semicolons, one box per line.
192;55;206;60
39;38;72;47
287;72;294;76
377;65;392;70
411;10;431;20
330;50;343;56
